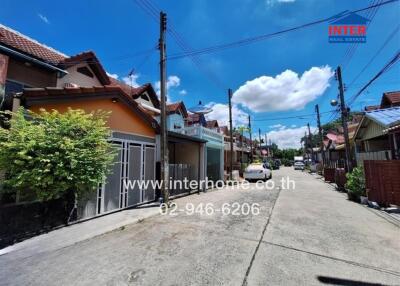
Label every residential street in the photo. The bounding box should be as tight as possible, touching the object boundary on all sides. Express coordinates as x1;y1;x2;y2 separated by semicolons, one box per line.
1;167;400;286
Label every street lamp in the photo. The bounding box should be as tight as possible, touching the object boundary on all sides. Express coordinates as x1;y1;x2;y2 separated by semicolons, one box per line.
330;99;338;107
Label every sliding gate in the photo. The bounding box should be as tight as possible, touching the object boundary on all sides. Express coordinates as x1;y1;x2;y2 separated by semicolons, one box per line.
78;138;156;219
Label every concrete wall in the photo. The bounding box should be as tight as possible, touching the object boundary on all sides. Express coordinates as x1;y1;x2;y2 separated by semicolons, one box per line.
167;113;185;131
28;98;156;138
57;63;102;88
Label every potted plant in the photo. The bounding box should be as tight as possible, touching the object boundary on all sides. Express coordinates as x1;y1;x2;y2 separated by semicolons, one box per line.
345;167;366;202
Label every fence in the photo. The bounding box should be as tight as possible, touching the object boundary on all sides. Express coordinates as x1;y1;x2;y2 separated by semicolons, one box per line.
356;150;391;165
0;197;72;249
168;164;195;197
364;160;400;206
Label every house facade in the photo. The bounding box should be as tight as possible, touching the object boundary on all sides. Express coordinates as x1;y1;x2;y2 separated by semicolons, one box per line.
0;23;227;221
20;86;160;219
0;24;163;220
166;103;224;183
354;107;400;164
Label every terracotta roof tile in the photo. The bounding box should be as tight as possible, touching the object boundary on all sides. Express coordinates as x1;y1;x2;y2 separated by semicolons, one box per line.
381;91;400;108
167;102;181;113
385;91;400;104
60;51;110;85
0;24;67;64
206;120;219;128
108;77;147;96
166;101;187;117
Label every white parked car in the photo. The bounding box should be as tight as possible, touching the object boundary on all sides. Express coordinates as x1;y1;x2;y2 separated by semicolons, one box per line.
294;161;305;170
244;163;272;181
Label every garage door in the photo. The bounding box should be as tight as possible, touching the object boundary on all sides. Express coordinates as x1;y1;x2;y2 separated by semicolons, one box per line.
78;139;155;219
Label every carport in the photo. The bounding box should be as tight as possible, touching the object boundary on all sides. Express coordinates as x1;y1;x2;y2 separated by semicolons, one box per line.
167;131;207;196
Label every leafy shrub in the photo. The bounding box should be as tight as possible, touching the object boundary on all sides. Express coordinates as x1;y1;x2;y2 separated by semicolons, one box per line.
0;108;115;201
345;166;366;201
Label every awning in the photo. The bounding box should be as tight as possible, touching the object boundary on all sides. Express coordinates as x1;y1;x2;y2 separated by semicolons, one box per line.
168;131;207;144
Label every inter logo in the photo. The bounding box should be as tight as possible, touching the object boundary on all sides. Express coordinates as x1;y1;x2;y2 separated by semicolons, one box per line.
328;12;370;43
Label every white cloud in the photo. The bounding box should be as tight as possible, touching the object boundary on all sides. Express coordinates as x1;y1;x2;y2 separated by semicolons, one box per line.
232;66;333;112
266;125;316;149
106;72;119;80
155;75;181;94
266;0;295;6
155;75;182;102
179;89;187;96
38;13;50;24
122;74;140;88
205;102;248;127
270;124;285;130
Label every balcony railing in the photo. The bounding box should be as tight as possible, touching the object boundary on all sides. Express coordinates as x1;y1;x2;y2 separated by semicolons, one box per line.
175;125;224;148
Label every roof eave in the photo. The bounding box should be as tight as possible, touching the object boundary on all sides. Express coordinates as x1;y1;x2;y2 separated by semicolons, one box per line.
0;44;68;75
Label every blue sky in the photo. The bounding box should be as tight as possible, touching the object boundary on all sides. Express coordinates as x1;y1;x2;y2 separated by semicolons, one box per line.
1;0;399;148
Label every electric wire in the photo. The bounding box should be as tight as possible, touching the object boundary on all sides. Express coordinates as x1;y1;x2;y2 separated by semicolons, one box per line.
347;50;400;107
167;0;398;60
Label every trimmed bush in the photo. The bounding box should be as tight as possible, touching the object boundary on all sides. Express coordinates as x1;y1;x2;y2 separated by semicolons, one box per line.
0;108;115;202
345;166;366;202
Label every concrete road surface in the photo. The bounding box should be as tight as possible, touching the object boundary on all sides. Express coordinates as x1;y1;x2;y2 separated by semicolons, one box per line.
1;167;399;286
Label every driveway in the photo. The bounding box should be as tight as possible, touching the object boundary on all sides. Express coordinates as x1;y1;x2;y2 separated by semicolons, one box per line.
1;167;399;285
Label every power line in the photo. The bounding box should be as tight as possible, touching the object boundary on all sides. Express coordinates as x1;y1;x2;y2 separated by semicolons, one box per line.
167;0;398;60
347;23;400;88
348;50;400;106
251;110;336;122
134;0;226;90
341;0;382;69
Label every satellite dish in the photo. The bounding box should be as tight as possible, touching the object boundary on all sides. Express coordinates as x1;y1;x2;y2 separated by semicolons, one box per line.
188;101;212;114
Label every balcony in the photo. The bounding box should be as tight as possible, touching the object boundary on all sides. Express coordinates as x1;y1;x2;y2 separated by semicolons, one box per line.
175;125;224;149
224;138;251;153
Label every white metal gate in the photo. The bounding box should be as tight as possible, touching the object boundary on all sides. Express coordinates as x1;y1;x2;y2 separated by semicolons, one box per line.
78;138;155;219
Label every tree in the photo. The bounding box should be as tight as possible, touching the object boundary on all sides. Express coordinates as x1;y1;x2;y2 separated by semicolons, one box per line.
0;108;115;202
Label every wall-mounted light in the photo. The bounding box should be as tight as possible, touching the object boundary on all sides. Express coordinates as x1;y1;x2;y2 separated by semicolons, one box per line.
111;97;119;103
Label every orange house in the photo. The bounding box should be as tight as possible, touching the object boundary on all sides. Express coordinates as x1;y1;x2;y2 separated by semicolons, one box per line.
21;85;160;219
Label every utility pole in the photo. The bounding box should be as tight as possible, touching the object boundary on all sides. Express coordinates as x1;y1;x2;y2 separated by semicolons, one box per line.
159;12;169;203
307;123;314;162
315;104;325;167
248;115;253;163
336;66;353;172
228;88;233;180
265;133;268;157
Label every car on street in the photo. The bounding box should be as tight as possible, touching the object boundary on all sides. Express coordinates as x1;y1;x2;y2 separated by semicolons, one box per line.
244;163;272;181
294;161;305;170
